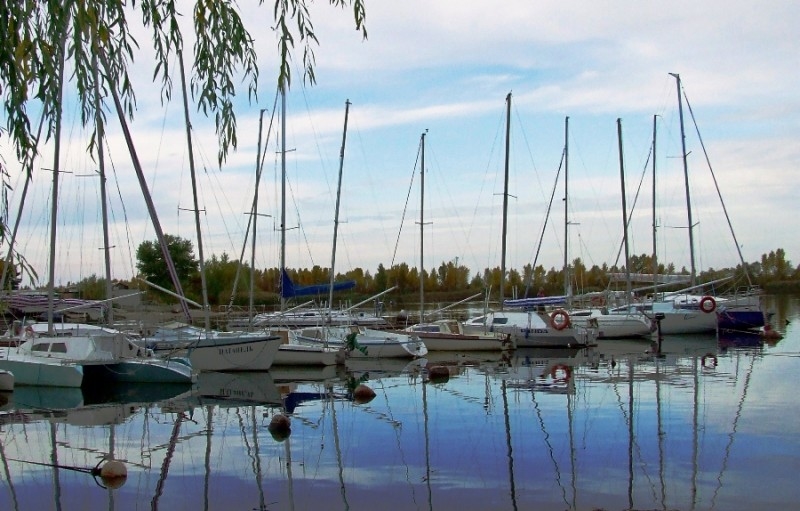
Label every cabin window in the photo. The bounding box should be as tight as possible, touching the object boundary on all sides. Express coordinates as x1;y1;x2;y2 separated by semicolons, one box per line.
492;318;508;325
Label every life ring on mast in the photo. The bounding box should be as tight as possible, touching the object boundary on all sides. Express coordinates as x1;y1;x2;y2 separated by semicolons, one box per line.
699;296;717;313
24;325;34;338
550;309;571;330
550;364;573;382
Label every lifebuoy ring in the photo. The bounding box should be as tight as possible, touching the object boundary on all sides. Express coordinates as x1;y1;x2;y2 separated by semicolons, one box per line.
550;364;572;382
550;309;571;330
701;352;718;368
24;325;34;337
699;296;717;313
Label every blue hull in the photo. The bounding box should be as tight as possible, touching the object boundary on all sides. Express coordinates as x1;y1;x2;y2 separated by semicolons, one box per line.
717;309;765;330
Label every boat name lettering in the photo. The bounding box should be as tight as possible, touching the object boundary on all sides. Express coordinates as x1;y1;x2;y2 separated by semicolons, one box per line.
217;345;254;355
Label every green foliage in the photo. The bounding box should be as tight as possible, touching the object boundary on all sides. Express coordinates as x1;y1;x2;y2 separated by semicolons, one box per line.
76;274;107;300
135;234;198;294
0;0;368;169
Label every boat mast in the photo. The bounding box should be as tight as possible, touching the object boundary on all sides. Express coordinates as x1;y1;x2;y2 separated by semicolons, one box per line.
670;73;697;287
327;100;351;322
46;31;67;333
92;42;114;325
418;131;427;322
280;88;287;312
178;49;210;331
249;109;267;325
500;92;511;305
652;115;658;300
563;116;570;302
617;119;632;302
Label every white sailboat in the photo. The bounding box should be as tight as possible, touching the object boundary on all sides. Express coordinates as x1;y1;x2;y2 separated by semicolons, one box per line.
290;101;427;360
401;131;511;351
160;51;282;372
465;93;597;348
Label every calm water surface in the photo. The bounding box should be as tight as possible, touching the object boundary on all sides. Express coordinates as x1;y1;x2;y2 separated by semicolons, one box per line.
1;295;799;511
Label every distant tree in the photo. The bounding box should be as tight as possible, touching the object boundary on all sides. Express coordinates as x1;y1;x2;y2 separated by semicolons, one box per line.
136;234;198;294
76;274;107;300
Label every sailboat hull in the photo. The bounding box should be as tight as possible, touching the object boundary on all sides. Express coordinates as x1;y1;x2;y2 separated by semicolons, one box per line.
188;334;282;372
0;352;84;388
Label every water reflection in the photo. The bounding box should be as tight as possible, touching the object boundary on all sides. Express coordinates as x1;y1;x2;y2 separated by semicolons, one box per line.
0;296;798;510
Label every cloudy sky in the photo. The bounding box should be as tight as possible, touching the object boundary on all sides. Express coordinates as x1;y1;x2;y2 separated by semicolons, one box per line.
3;1;797;288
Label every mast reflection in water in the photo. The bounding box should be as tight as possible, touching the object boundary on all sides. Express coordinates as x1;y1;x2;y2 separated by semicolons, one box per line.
1;296;799;510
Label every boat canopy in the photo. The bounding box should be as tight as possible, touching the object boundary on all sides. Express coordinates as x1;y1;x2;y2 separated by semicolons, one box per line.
280;269;356;299
503;295;568;309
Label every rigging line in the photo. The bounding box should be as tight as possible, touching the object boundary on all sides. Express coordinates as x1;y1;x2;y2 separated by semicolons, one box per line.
682;91;751;287
530;387;568;507
390;138;421;269
470;104;506;272
611;144;653;271
523;150;563;297
106;149;138;280
711;351;756;508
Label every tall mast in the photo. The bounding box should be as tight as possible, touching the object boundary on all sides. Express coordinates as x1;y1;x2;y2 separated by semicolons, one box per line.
250;109;267;325
563;116;570;300
652;115;658;299
92;34;113;325
327;100;351;321
418;131;426;322
100;50;191;322
47;31;67;333
670;72;696;287
617;119;632;302
280;87;287;311
500;92;511;305
178;48;210;330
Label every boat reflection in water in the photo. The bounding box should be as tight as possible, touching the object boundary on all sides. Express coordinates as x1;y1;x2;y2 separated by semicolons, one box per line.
0;310;798;511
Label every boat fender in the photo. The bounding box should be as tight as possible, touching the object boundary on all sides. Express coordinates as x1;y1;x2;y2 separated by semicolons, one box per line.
701;353;718;368
699;296;717;313
550;309;571;330
550;364;572;382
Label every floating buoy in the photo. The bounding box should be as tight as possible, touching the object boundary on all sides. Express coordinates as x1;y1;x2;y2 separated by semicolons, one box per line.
98;460;128;489
427;366;450;384
353;384;376;404
268;414;291;442
701;353;718;368
762;324;783;342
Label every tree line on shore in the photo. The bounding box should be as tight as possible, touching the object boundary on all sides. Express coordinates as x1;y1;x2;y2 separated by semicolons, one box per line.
48;236;800;308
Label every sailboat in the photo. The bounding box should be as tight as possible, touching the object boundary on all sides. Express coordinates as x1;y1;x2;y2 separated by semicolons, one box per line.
399;131;511;352
290;102;427;360
0;47;194;386
463;93;597;348
547;116;652;339
140;50;282;372
609;74;763;335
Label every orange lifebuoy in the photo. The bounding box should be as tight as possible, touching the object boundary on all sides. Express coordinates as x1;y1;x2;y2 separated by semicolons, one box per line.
550;364;573;382
550;309;571;330
24;325;34;337
699;296;716;313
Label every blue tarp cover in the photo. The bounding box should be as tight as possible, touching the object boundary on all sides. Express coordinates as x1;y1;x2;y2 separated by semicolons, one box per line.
281;269;356;299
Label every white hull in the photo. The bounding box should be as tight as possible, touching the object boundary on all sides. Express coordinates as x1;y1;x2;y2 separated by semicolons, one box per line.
0;350;83;388
569;310;653;339
273;343;344;366
404;320;512;351
188;334;282;372
293;326;427;359
463;310;597;348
